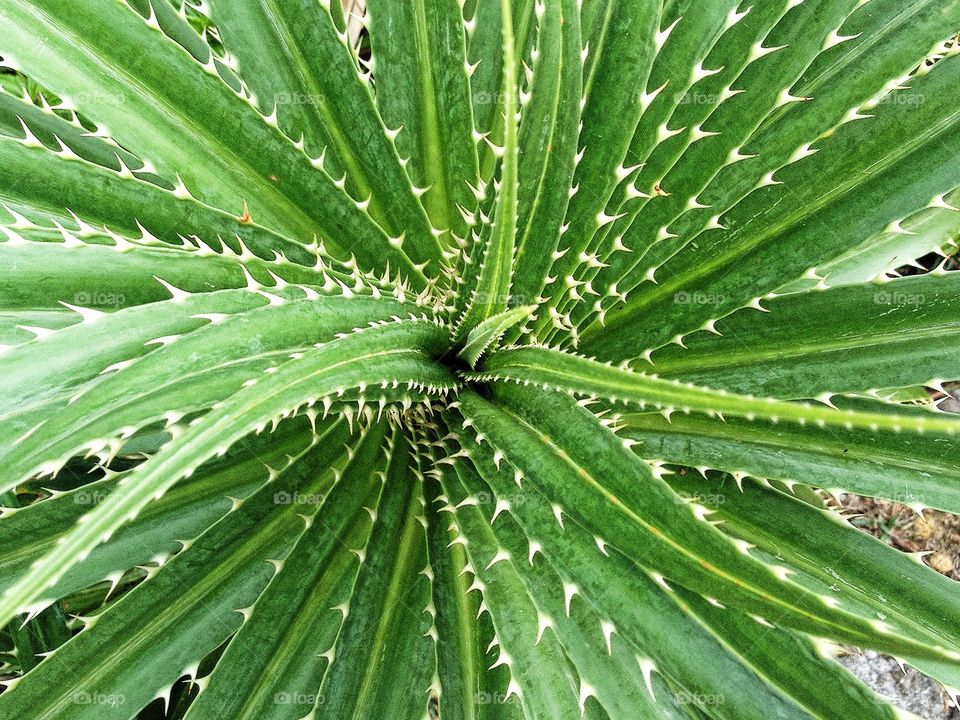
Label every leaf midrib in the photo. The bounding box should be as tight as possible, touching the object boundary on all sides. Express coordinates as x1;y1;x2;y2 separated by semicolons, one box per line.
493;401;871;647
412;0;453;235
623;411;959;479
12;0;322;238
257;0;382;221
588;83;960;341
35;493;317;720
484;347;960;434
514;2;567;258
14;341;307;474
652;319;960;374
240;504;369;720
351;478;422;719
757;0;932;135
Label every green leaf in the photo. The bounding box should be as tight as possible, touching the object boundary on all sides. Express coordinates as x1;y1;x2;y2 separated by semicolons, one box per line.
446;447;676;719
0;486;72;675
206;0;445;267
0;416;316;601
782;193;960;291
530;0;662;337
673;587;898;720
459;304;536;367
621;393;960;513
507;0;582;321
2;1;960;716
0;419;358;720
0;0;436;273
0;125;428;284
366;0;480;240
315;432;435;719
0;224;329;314
439;457;583;719
2;291;413;477
666;471;960;695
0;318;457;630
447;431;897;720
0;83;162;182
454;0;521;338
466;0;536;181
202;0;350;170
455;387;958;662
475;344;960;435
7;602;70;674
0;131;291;261
565;0;960;342
582;32;960;358
182;422;390;720
646;272;960;398
555;0;855;340
422;474;491;720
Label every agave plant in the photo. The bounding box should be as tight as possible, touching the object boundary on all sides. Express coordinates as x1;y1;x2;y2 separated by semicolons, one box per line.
1;0;960;718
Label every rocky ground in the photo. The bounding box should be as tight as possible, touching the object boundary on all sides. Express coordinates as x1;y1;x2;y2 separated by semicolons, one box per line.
832;491;960;718
835;391;960;719
839;651;958;719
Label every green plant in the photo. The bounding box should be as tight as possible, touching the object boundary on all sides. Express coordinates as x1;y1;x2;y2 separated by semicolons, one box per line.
1;0;959;717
